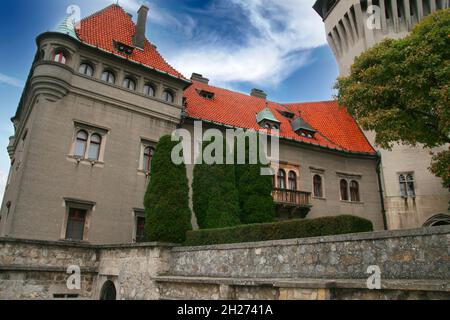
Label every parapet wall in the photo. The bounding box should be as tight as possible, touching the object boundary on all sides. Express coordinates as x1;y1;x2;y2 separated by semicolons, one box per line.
169;226;450;280
0;226;449;300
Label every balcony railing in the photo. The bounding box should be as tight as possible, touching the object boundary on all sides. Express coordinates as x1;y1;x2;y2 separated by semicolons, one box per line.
272;188;312;207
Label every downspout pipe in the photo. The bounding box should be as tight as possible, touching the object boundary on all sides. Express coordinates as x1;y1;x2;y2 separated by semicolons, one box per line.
376;151;388;230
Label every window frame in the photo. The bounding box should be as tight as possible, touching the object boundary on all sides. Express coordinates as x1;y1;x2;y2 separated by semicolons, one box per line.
288;171;297;191
133;210;147;243
71;124;108;163
122;77;136;91
62;199;95;242
87;133;102;161
277;169;287;189
143;83;156;97
349;180;360;202
101;70;116;84
53;50;67;64
399;172;416;198
313;174;324;198
65;208;87;241
163;89;175;103
74;130;89;158
142;146;155;173
340;179;349;201
78;62;94;77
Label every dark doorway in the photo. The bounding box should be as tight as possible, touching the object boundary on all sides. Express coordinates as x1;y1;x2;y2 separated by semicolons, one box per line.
100;280;117;300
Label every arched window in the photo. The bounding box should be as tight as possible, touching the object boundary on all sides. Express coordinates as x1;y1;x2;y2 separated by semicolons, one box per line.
143;83;155;97
88;134;102;161
79;63;94;76
399;174;415;198
74;130;88;157
288;171;297;190
340;179;349;201
123;77;136;91
54;51;67;64
350;180;360;202
277;169;286;189
101;70;115;84
163;90;174;103
313;175;323;198
143;146;155;172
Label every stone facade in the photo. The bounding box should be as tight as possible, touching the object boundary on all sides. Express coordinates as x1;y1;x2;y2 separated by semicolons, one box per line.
314;0;450;229
1;226;449;300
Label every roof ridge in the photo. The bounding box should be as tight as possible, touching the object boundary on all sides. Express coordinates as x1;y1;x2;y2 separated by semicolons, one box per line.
192;81;290;110
79;4;123;23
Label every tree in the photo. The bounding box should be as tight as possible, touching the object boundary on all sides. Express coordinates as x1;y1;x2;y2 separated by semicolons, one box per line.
234;134;275;224
192;136;241;229
144;135;192;243
335;9;450;191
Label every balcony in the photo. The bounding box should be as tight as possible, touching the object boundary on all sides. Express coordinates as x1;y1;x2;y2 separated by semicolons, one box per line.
272;189;312;208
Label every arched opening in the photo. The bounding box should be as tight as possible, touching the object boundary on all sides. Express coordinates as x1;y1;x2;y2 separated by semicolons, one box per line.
423;214;450;227
100;280;117;300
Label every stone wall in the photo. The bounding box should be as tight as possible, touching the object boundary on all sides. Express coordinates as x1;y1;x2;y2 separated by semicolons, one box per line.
169;226;450;280
1;226;449;300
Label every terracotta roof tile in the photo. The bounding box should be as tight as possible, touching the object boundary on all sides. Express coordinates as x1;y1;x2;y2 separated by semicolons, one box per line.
76;4;185;79
184;81;376;155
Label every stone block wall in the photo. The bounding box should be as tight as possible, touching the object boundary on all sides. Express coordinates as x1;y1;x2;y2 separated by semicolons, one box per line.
1;226;449;300
169;226;450;280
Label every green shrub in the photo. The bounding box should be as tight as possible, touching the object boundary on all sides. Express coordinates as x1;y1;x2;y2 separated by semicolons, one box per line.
234;134;275;224
193;136;241;229
184;215;373;246
144;135;192;243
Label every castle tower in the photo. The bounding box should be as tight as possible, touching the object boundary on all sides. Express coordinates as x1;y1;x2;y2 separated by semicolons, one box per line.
314;0;449;76
313;0;450;229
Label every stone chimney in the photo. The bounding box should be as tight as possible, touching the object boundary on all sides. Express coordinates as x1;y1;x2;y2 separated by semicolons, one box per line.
250;88;267;99
190;73;209;84
133;5;149;49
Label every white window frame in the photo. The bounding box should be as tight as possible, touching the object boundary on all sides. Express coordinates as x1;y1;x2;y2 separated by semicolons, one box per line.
398;172;416;198
138;140;156;175
71;123;108;163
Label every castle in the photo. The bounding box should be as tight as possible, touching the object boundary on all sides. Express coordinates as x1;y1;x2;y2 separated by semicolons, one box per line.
0;2;448;244
313;0;450;229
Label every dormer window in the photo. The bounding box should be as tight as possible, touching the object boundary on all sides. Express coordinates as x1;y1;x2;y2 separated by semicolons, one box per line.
114;41;134;55
256;106;281;131
291;117;316;139
197;90;215;100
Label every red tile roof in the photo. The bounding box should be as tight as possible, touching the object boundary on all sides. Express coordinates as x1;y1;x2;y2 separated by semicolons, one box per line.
184;81;376;155
73;4;374;155
76;4;185;80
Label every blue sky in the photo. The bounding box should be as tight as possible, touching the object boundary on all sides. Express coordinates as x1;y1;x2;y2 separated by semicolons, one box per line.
0;0;339;198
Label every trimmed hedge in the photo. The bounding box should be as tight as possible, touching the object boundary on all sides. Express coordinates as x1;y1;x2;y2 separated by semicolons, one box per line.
193;137;241;229
144;135;192;243
184;215;373;246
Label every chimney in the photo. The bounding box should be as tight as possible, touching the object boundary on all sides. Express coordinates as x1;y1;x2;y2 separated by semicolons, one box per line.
190;73;209;84
133;5;149;49
250;88;267;99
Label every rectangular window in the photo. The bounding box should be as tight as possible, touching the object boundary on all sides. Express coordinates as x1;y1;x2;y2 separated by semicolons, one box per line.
65;208;87;241
135;216;146;243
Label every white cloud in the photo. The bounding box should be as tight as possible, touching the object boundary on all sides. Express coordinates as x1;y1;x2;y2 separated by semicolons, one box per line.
0;73;23;88
0;171;7;202
168;0;326;87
